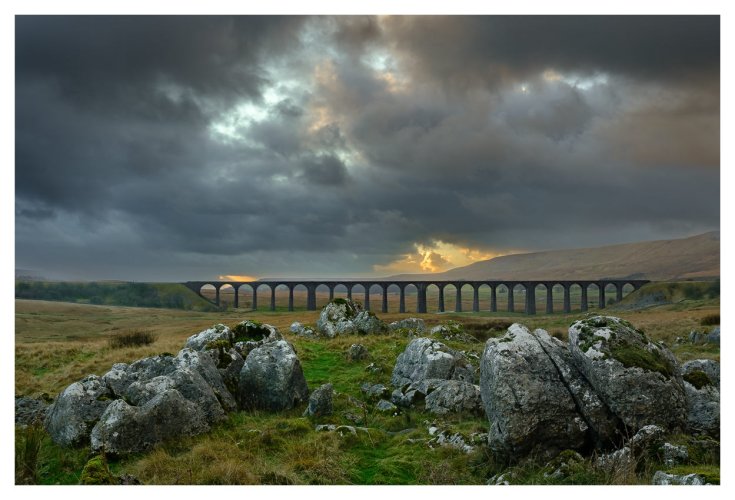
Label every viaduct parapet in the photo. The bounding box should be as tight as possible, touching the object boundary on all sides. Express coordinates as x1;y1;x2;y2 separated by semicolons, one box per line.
183;279;649;315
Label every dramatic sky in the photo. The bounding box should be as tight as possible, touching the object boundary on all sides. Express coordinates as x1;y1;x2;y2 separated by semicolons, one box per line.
15;15;720;281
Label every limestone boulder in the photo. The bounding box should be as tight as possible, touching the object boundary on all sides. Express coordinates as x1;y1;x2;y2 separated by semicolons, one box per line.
680;359;720;437
424;380;483;416
304;383;334;417
353;311;389;335
238;340;309;411
232;321;282;357
44;375;114;447
184;323;232;351
15;396;50;427
568;316;687;433
391;337;474;389
90;389;209;455
347;344;369;361
316;299;362;338
480;324;597;457
389;318;426;336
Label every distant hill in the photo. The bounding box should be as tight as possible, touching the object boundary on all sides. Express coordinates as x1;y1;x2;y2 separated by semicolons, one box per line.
386;231;720;281
15;281;220;311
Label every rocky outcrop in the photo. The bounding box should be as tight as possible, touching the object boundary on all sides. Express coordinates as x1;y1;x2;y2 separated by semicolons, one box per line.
304;383;333;417
44;375;113;447
238;340;309;411
480;324;618;457
353;311;388;335
424;380;483;415
680;359;720;437
91;389;209;455
568;316;687;433
430;321;477;342
391;337;474;389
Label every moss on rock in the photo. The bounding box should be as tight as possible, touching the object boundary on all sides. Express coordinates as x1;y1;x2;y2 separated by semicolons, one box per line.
682;370;712;389
79;454;115;485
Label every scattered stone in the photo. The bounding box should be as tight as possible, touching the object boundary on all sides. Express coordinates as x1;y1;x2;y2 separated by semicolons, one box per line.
629;424;666;453
595;447;635;476
375;399;399;414
488;471;515;485
365;362;383;374
91;389;210;455
290;322;317;338
543;450;586;479
430;321;477;342
391;337;474;389
304;383;333;417
426;423;486;454
239;340;309;411
688;330;708;345
347;344;369;361
389;318;426;336
44;375;114;447
680;359;720;437
315;424;369;437
15;396;51;427
707;327;720;345
569;316;687;433
117;474;142;485
651;471;705;485
424;380;483;415
361;382;389;401
661;442;689;467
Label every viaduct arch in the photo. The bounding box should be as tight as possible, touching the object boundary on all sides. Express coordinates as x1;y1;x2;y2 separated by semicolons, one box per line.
184;279;649;315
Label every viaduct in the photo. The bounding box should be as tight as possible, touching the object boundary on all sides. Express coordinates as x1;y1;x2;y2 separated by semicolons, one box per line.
184;279;649;315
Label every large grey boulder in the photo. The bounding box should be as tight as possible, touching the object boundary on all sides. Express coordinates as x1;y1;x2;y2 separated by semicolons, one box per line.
391;337;474;389
568;316;687;433
680;359;720;437
231;321;283;357
184;323;232;351
44;375;113;447
424;380;483;415
238;340;309;411
90;389;209;455
480;324;606;457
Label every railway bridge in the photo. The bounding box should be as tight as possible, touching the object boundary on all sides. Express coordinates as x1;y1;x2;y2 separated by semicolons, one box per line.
184;279;649;315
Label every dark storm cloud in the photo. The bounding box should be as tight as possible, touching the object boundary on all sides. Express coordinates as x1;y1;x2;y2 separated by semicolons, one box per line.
382;16;719;87
15;16;720;280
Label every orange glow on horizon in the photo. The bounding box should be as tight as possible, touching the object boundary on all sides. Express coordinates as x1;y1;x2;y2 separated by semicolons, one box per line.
373;241;517;275
218;274;259;282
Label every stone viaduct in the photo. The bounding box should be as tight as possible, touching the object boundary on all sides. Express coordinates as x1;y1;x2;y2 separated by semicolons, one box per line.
184;279;649;315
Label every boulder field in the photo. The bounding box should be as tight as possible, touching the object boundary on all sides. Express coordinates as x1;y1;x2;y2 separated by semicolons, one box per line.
40;299;719;468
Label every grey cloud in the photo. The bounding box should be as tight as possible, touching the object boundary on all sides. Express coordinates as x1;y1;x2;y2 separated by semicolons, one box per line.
15;16;719;281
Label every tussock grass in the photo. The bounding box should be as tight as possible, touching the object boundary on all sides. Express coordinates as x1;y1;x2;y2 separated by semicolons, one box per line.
14;293;720;485
109;330;157;349
700;314;720;326
15;422;44;484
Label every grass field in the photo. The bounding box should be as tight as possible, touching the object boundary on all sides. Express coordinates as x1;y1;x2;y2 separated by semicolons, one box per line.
14;284;720;485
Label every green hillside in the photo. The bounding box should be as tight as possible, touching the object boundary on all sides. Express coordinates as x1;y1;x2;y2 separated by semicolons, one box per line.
15;281;219;312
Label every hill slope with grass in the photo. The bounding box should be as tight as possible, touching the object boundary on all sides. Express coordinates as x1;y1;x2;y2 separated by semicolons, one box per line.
387;231;719;281
15;281;219;312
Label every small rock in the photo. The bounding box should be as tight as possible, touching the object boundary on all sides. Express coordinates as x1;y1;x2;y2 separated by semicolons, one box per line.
365;363;383;374
15;396;51;427
291;322;317;338
661;442;689;467
391;337;474;388
424;380;483;415
706;327;720;345
303;383;333;417
651;471;705;485
347;344;369;361
375;399;399;414
389;318;426;336
360;382;389;401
